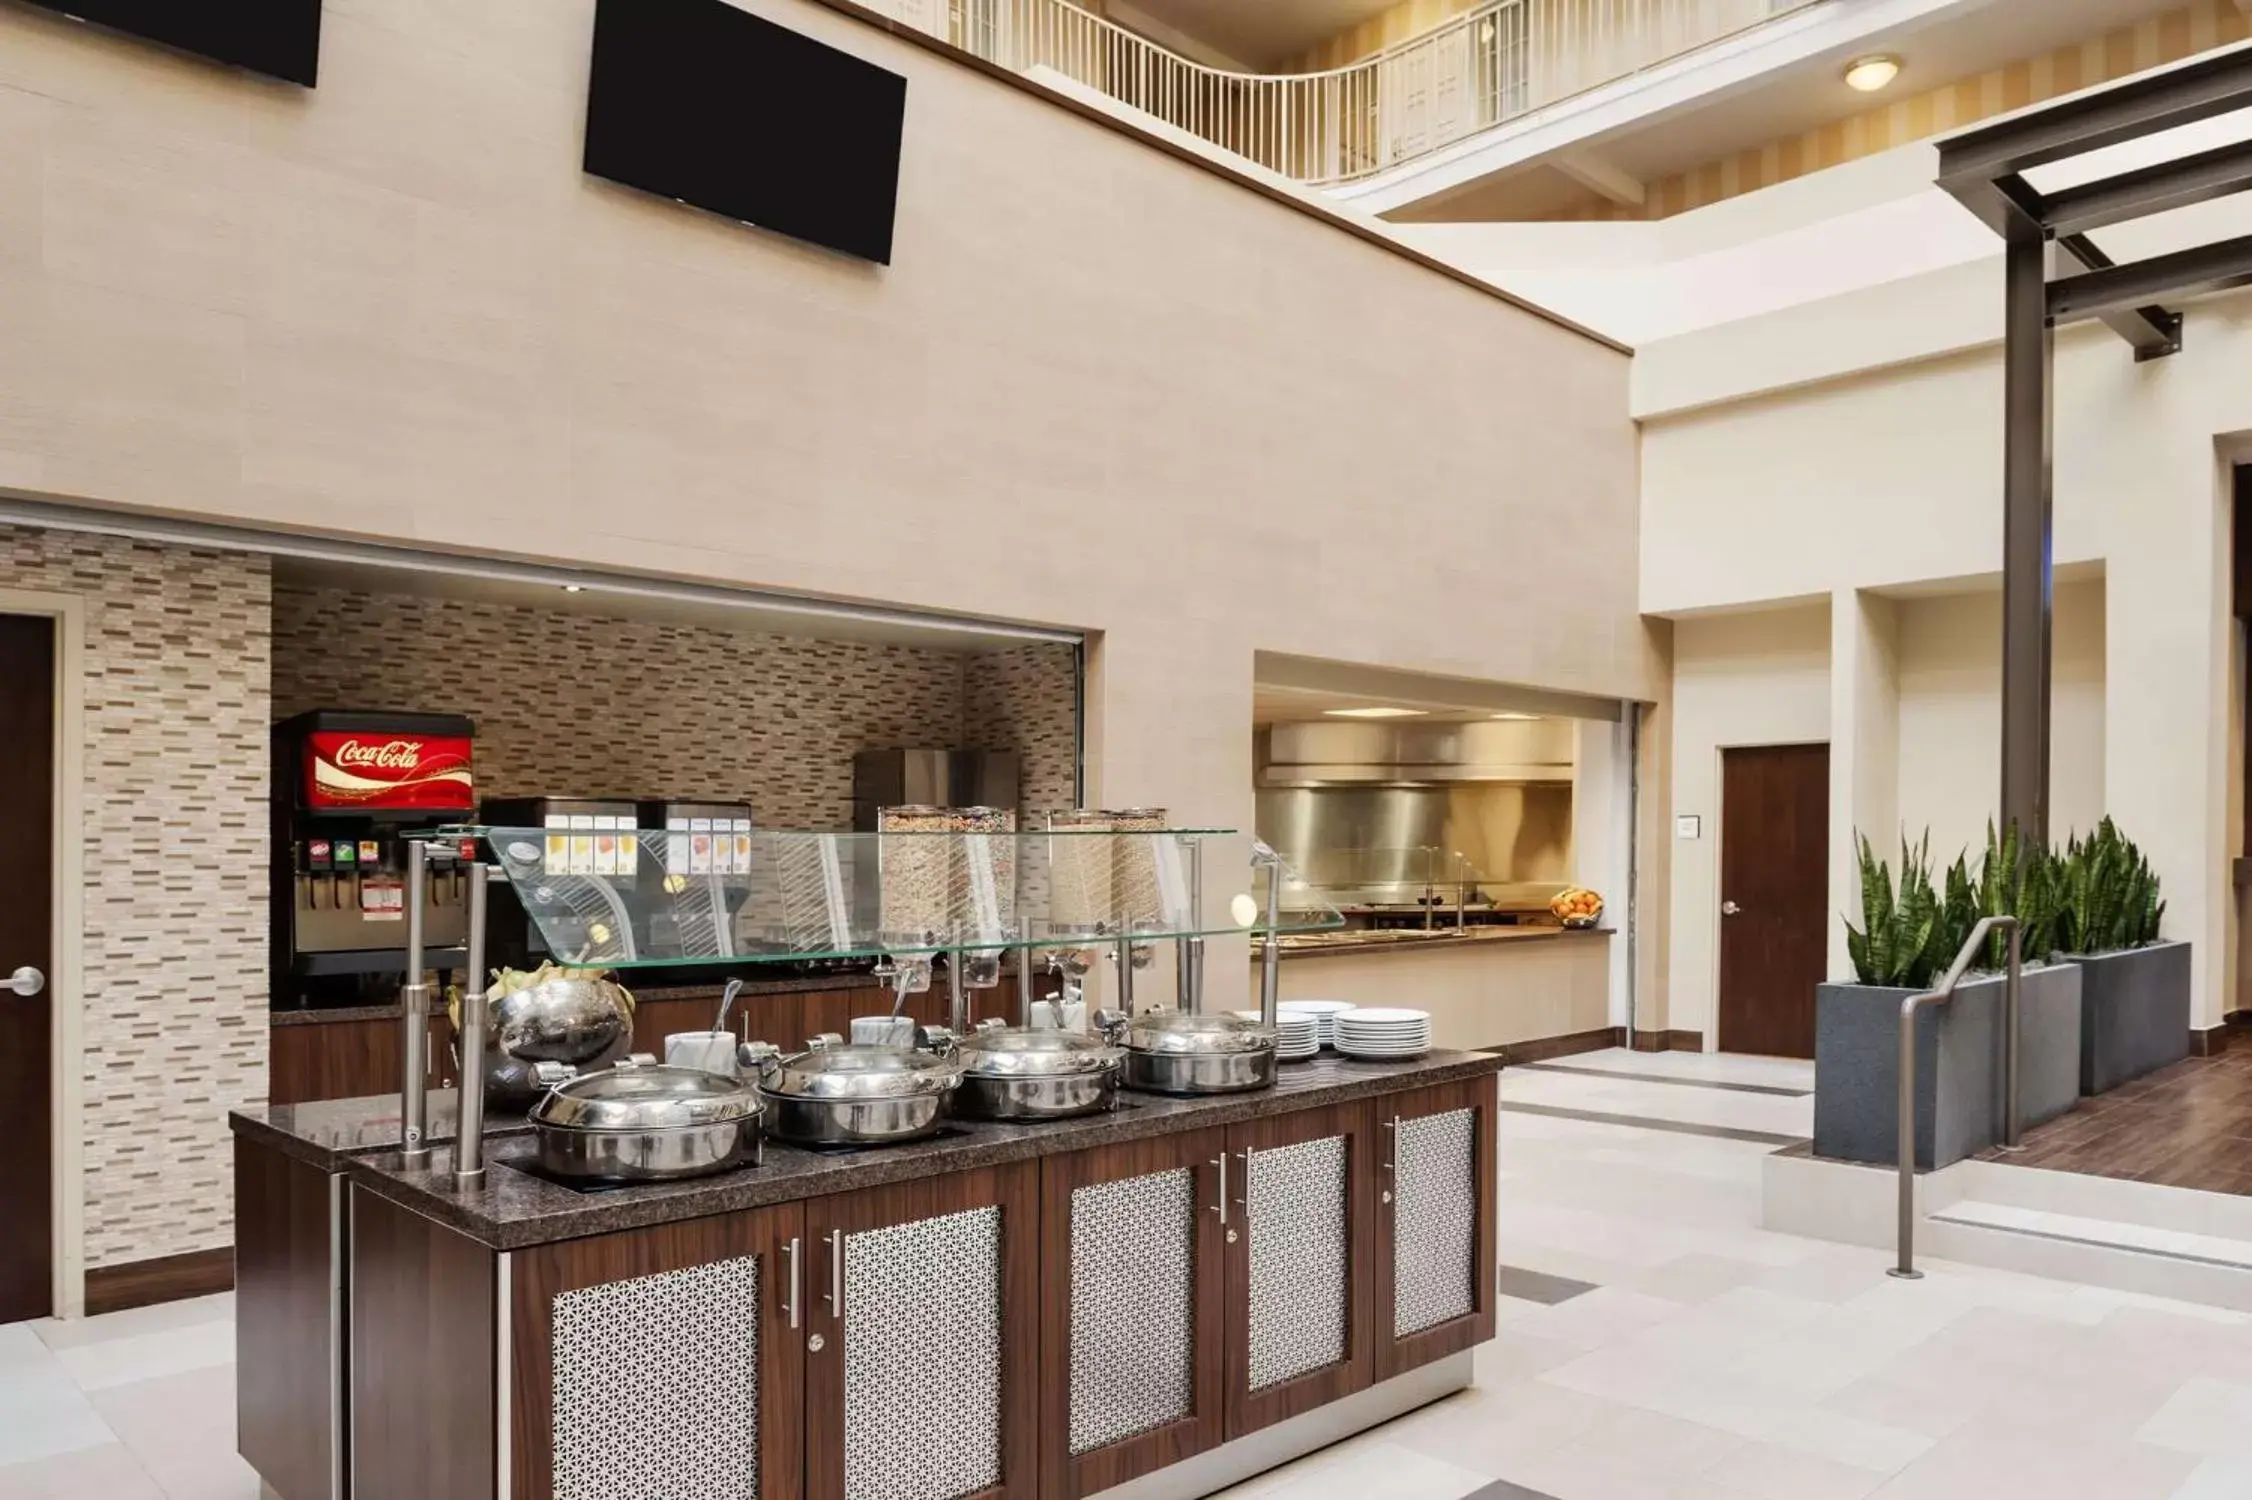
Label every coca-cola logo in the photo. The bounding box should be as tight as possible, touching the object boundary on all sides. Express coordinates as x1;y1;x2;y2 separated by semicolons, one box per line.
332;739;424;771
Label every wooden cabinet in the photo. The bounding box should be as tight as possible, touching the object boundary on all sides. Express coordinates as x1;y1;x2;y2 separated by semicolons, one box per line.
1038;1127;1229;1498
1223;1100;1379;1438
804;1162;1042;1500
509;1202;806;1500
268;1015;452;1106
1374;1078;1499;1380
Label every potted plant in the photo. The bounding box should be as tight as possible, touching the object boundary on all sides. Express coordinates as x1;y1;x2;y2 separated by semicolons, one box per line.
1813;827;2084;1170
2052;819;2184;1095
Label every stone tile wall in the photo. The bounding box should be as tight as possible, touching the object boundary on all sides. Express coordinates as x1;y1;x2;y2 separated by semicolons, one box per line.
0;527;272;1270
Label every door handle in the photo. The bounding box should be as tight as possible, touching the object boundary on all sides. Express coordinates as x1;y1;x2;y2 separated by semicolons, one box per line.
825;1228;845;1318
1721;901;1742;917
783;1236;801;1331
1210;1154;1227;1225
3;966;42;996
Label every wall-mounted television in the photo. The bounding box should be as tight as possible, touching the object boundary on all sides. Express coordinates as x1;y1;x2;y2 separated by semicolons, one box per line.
584;0;907;265
20;0;321;86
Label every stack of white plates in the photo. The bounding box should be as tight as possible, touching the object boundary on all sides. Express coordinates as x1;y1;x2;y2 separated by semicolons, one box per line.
1233;1009;1321;1061
1278;1000;1357;1049
1334;1007;1433;1059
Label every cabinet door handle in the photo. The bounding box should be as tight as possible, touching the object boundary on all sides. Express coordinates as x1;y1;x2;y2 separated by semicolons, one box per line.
826;1228;845;1318
1210;1154;1227;1225
1234;1149;1251;1224
784;1236;801;1330
1384;1114;1401;1175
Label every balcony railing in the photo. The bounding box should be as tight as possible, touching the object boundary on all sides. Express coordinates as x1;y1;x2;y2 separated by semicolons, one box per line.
870;0;1822;185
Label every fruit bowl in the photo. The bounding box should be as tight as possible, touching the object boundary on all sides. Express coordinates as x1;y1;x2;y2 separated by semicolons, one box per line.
1550;886;1604;929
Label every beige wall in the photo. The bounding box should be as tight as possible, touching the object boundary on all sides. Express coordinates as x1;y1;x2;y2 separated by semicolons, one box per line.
1666;602;1831;1044
1894;581;2108;862
0;0;1648;1285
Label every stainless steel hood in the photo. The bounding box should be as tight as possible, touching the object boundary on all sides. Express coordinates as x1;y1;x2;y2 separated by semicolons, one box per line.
1257;720;1574;787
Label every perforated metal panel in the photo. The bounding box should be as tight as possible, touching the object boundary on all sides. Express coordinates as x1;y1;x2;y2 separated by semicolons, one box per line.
1068;1168;1197;1455
1245;1135;1349;1391
843;1206;1004;1500
1393;1107;1478;1337
551;1254;763;1500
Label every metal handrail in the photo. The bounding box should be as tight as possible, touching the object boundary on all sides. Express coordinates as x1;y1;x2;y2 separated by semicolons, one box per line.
1890;915;2022;1280
862;0;1823;187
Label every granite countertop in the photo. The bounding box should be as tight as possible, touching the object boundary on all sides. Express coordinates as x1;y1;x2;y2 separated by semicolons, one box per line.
1264;927;1615;959
233;1090;533;1169
311;1051;1502;1251
268;972;877;1027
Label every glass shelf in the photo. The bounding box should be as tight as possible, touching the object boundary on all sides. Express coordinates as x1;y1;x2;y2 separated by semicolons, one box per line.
414;826;1342;970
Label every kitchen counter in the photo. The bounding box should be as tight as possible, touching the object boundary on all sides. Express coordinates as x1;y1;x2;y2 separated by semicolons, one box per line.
1268;925;1612;958
239;1050;1502;1251
234;1049;1501;1500
1263;925;1617;1057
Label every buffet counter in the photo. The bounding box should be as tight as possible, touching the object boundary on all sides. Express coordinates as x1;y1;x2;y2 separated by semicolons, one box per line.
1263;927;1615;1057
231;1051;1500;1500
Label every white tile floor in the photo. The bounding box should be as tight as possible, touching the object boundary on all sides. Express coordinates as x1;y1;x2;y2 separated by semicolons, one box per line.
6;1051;2252;1500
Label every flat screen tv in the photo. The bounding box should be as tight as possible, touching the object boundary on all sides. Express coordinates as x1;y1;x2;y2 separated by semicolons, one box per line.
584;0;906;265
22;0;321;86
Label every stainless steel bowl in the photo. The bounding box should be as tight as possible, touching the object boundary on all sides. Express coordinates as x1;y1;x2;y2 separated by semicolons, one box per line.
464;974;635;1111
1106;1010;1279;1096
753;1038;964;1146
527;1060;763;1182
1121;1047;1277;1095
952;1025;1123;1121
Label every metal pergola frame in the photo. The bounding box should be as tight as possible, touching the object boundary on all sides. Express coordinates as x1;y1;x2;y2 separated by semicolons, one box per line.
1936;44;2252;843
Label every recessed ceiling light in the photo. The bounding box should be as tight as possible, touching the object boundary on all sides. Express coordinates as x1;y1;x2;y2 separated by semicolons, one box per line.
1490;712;1540;720
1844;54;1901;92
561;584;586;593
1324;706;1426;719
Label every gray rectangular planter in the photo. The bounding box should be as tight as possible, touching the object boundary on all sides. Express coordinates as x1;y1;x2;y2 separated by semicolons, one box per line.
2068;940;2191;1096
1813;962;2083;1170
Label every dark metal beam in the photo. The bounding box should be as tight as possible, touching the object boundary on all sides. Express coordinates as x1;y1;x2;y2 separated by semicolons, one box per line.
2053;234;2186;359
2050;231;2252;323
1939;44;2252;191
2000;232;2055;846
2042;137;2252;237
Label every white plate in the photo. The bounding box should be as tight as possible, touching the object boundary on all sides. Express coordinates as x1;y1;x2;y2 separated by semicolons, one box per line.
1337;1008;1430;1024
1279;1001;1357;1017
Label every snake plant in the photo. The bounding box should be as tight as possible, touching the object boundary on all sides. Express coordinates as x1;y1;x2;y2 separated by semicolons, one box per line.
2054;817;2165;954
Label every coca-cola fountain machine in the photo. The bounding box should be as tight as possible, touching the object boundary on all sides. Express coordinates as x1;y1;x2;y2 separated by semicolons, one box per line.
270;710;478;1010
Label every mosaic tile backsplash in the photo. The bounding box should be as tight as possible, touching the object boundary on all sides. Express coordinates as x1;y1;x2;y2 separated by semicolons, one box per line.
0;529;272;1271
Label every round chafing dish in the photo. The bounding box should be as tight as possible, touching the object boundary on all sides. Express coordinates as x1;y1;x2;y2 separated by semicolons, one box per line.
1104;1010;1278;1096
951;1022;1123;1121
527;1058;763;1183
751;1035;965;1146
454;973;634;1112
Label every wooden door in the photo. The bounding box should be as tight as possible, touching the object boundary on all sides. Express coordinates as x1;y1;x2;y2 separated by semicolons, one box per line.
0;613;54;1323
805;1161;1040;1500
1718;743;1831;1058
1039;1126;1228;1498
1224;1100;1376;1439
1374;1076;1499;1382
509;1202;805;1500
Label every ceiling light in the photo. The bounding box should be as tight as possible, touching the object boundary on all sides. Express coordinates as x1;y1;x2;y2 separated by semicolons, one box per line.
1490;712;1539;720
561;584;585;593
1844;54;1901;93
1324;706;1426;719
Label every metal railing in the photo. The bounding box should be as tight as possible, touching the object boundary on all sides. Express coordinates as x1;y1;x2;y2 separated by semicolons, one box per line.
867;0;1820;185
1891;915;2022;1280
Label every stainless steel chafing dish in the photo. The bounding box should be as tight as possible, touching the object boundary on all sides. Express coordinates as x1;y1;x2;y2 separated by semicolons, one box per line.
527;1057;763;1182
1101;1009;1278;1096
950;1020;1123;1120
749;1034;965;1146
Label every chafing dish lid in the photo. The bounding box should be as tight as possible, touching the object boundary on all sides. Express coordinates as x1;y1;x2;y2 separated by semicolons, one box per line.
530;1062;761;1131
758;1043;964;1100
957;1027;1123;1078
1118;1011;1277;1055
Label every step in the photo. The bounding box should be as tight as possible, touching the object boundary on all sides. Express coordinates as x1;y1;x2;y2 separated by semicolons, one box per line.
1951;1158;2252;1243
1923;1198;2252;1312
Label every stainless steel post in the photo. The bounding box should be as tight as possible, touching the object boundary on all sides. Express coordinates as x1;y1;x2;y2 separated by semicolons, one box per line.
2003;924;2024;1149
1185;836;1205;1013
1017;943;1036;1027
1114;936;1135;1015
1890;994;1922;1279
399;841;432;1167
454;862;489;1188
949;952;968;1035
1259;861;1282;1028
